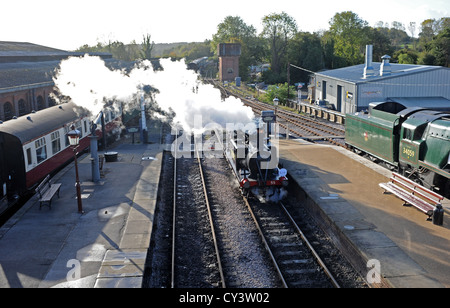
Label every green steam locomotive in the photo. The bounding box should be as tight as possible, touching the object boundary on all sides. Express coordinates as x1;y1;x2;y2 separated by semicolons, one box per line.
345;101;450;197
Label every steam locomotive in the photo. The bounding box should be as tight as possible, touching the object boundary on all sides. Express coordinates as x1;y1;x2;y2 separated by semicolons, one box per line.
0;102;122;209
225;110;288;202
346;101;450;197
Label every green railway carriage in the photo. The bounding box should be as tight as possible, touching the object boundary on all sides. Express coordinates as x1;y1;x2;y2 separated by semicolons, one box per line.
346;101;450;196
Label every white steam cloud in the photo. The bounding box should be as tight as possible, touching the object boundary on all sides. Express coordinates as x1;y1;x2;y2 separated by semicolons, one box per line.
53;55;254;131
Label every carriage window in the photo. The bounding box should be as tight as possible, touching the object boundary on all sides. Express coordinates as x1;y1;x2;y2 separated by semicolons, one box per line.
51;131;61;155
35;137;47;164
76;121;83;137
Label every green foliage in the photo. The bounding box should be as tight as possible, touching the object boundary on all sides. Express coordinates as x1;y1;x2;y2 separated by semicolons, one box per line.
141;34;154;60
75;14;450;87
263;83;296;105
211;16;262;81
327;11;369;66
261;12;298;74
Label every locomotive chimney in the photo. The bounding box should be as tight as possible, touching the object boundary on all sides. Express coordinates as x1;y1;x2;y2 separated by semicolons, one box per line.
363;45;374;79
380;55;392;76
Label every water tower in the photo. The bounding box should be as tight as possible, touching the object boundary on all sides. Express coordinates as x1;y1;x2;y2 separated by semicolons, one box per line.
218;43;241;82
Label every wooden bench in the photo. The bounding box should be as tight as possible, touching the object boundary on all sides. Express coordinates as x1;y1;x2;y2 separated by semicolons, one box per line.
379;172;444;221
35;174;62;210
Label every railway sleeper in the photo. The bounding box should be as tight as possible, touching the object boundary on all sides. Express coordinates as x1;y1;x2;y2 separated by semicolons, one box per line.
268;234;299;243
280;258;312;265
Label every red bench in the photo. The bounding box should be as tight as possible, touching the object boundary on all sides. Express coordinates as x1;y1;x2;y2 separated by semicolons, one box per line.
379;172;444;221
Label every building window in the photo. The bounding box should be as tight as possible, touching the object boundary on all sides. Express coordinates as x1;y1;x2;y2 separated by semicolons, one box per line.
35;137;47;164
18;99;27;116
3;102;13;120
48;94;57;107
37;96;45;110
51;131;61;155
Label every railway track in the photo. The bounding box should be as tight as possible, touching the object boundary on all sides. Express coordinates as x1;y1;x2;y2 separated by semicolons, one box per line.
171;142;224;288
244;197;340;288
144;130;366;288
170;143;342;288
206;79;347;148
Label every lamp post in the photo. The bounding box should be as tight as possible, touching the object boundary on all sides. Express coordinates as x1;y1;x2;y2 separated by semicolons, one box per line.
67;125;83;214
273;97;279;121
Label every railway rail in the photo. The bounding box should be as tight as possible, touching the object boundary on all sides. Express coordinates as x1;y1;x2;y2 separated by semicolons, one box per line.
144;130;366;288
169;139;343;288
206;79;347;148
243;196;340;288
171;140;224;288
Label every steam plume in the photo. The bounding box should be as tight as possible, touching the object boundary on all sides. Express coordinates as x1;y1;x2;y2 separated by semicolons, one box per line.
52;55;254;131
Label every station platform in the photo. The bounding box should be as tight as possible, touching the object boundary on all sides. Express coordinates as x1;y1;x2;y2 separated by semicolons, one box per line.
0;139;163;288
279;139;450;288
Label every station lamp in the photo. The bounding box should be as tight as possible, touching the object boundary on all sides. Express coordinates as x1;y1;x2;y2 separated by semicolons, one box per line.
273;97;279;120
67;125;81;146
67;125;83;214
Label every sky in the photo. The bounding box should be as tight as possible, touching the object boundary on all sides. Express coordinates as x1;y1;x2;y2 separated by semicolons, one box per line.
1;0;449;51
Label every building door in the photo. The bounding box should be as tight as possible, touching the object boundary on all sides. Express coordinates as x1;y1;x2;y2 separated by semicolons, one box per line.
337;85;342;112
322;81;327;99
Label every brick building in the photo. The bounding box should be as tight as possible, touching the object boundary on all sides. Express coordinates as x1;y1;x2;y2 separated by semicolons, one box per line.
218;43;241;82
0;42;112;121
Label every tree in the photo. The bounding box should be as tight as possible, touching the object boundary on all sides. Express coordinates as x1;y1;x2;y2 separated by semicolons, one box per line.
141;34;154;60
211;16;256;48
264;83;296;105
212;16;262;80
288;32;325;83
261;12;298;75
328;11;369;66
429;26;450;66
367;27;395;61
395;49;418;64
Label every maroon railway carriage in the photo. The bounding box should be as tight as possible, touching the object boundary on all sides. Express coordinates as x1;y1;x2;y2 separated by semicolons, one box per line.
0;102;121;202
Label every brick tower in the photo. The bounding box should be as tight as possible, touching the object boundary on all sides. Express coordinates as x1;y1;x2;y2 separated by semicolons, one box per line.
218;43;241;82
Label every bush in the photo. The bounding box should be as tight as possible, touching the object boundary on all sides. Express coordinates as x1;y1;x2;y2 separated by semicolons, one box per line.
263;83;296;105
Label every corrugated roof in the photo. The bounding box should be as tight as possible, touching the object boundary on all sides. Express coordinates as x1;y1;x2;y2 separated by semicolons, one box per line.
0;58;133;91
0;61;58;89
316;62;442;84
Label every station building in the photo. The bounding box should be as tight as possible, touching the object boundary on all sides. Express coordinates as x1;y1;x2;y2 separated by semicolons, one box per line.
313;45;450;114
0;41;112;122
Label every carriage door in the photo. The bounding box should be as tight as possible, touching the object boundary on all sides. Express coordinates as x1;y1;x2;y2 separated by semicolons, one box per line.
0;135;6;199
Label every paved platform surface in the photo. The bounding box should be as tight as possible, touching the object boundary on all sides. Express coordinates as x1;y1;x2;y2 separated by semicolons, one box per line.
0;140;163;288
279;139;450;288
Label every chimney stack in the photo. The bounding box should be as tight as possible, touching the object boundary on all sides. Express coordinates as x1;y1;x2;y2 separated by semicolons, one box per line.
363;45;374;79
380;55;391;76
